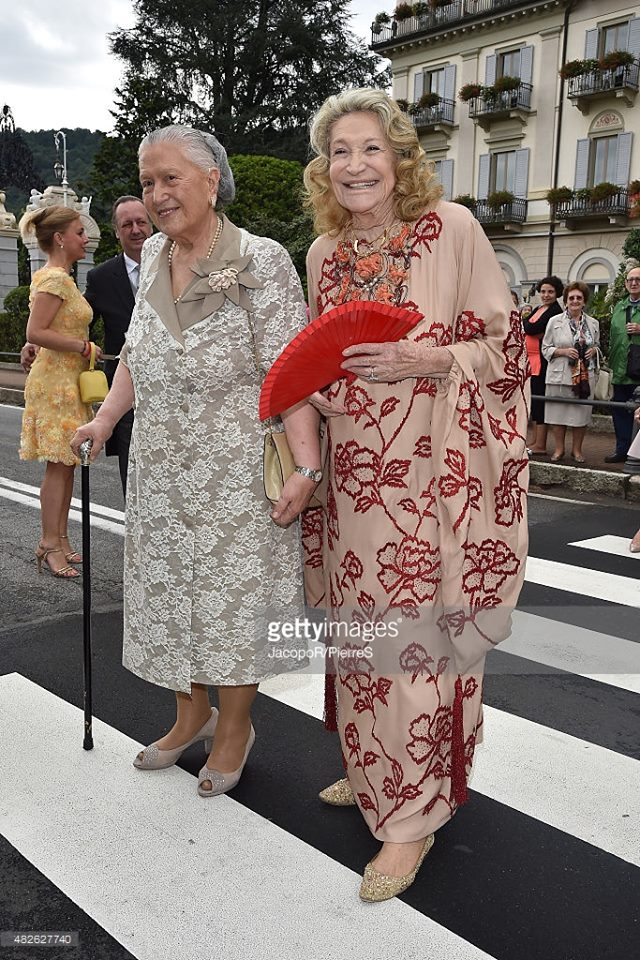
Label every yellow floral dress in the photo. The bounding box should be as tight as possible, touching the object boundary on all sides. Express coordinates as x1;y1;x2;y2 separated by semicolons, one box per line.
20;267;93;466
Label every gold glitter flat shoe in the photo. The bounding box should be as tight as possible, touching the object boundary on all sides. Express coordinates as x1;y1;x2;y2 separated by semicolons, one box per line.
318;777;356;806
359;834;435;902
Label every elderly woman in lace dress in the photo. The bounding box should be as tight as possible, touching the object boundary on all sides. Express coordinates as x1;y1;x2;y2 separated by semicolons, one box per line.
72;125;320;796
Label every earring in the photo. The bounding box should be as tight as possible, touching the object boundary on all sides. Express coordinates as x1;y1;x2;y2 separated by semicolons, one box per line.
58;243;64;249
210;196;217;208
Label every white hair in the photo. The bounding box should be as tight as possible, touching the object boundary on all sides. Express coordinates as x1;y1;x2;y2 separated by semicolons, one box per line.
138;125;235;208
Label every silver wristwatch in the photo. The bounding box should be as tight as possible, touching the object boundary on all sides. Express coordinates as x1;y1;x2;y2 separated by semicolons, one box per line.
295;465;323;482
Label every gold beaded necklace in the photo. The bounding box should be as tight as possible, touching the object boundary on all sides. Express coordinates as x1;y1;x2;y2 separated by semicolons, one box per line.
168;216;224;304
347;220;399;257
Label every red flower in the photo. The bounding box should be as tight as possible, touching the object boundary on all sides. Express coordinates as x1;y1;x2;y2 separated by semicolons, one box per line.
376;537;440;602
334;441;379;498
406;707;452;765
341;550;363;582
355;252;384;280
344;385;375;424
455;310;486;342
344;722;361;758
494;459;528;526
412;212;443;251
462;539;520;597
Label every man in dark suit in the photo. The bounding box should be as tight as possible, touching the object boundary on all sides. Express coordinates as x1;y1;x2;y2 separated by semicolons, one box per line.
85;196;152;494
23;196;153;496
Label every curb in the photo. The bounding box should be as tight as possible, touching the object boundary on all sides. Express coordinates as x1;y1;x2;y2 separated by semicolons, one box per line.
0;388;24;408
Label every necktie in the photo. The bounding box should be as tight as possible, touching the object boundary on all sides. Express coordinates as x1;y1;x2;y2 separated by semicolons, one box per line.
131;265;139;293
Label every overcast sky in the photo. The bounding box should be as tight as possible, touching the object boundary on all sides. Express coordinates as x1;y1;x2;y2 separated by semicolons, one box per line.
1;1;384;134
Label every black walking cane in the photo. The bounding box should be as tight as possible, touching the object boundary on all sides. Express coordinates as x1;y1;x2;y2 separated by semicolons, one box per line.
79;438;94;751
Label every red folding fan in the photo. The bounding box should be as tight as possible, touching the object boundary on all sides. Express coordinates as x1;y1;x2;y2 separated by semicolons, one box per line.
259;302;423;421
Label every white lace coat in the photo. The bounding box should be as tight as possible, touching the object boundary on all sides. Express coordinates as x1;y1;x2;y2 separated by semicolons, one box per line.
119;228;307;691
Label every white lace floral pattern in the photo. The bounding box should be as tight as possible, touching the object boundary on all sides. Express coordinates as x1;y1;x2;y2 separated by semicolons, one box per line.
120;229;308;691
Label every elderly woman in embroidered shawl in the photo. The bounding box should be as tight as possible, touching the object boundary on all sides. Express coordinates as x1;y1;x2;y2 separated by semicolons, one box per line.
72;126;320;797
302;89;529;901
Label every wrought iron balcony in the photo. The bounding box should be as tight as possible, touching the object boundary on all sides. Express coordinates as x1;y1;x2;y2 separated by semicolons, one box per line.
555;188;630;222
371;0;537;48
410;98;455;130
567;60;639;108
475;198;528;226
468;82;532;121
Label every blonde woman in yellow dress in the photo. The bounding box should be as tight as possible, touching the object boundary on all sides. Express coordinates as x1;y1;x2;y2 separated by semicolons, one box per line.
19;206;102;578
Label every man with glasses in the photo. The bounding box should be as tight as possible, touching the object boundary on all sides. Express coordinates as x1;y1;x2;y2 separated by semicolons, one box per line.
604;265;640;463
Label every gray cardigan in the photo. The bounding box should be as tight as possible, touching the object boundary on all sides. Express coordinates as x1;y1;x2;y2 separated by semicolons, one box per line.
541;311;600;386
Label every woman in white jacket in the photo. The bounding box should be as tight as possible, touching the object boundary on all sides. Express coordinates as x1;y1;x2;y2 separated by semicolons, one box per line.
542;280;599;463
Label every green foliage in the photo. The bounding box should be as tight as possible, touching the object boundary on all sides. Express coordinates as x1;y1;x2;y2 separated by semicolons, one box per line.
559;58;599;80
493;75;521;93
242;213;315;291
546;186;573;205
487;190;515;209
590;181;619;202
0;286;30;354
604;228;640;318
599;50;635;70
453;194;476;209
623;227;640;262
107;0;390;163
226;156;305;227
458;83;482;102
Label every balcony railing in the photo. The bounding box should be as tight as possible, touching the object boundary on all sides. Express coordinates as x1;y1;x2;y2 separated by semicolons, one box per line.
567;60;640;100
410;98;455;129
475;198;528;225
371;0;534;46
555;188;630;221
468;82;532;119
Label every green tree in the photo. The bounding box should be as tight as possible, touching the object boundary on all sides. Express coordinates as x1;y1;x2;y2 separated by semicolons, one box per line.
0;286;30;354
226;155;305;226
107;0;389;160
605;227;640;317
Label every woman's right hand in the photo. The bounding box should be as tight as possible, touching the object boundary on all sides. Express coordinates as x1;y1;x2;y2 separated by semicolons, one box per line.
70;419;113;461
308;390;345;417
562;347;579;360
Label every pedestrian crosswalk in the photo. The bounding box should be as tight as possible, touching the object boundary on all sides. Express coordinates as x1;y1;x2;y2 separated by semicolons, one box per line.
1;491;639;960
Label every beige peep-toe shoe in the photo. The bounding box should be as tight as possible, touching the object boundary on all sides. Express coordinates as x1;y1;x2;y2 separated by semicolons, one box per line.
197;725;255;797
133;709;218;770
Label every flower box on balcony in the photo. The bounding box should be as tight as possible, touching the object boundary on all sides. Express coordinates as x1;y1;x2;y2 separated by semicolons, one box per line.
493;75;521;93
599;50;635;71
555;186;630;226
487;190;515;210
458;83;482;102
453;194;477;209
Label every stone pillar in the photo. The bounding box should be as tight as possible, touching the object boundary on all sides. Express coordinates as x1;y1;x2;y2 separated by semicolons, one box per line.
21;185;100;290
534;27;562;195
0;191;19;309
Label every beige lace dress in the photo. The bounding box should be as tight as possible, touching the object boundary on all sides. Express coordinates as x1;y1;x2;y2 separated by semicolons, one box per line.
119;218;308;692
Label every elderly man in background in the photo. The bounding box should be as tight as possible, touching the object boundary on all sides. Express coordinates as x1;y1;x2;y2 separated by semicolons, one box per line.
605;265;640;463
21;195;153;495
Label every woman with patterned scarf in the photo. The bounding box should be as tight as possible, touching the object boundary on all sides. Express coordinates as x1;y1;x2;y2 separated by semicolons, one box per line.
542;280;600;462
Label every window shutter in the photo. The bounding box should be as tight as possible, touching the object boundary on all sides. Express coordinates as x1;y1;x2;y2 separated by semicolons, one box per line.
439;159;454;201
574;139;590;189
628;17;640;59
478;154;490;200
584;28;598;59
413;71;424;102
520;45;534;84
443;64;456;102
485;54;497;85
514;148;530;198
615;132;633;186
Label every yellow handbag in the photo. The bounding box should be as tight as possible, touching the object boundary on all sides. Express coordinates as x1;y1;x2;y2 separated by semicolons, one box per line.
79;342;109;405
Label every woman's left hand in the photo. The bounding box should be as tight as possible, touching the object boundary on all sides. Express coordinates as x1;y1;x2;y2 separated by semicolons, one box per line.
584;346;597;360
341;341;452;382
270;473;318;527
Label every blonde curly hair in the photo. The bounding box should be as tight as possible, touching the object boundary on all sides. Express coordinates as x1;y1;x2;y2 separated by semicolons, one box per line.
303;88;442;237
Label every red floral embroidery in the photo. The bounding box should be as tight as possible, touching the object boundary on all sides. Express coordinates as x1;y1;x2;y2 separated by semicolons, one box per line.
344;384;375;424
301;508;323;570
376;537;440;602
411;212;443;252
462;538;520;599
334;440;380;498
455;310;486;342
437;448;483;532
494;459;528;526
407;708;452;765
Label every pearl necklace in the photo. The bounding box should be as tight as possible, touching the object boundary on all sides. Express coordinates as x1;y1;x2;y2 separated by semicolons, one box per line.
168;216;224;304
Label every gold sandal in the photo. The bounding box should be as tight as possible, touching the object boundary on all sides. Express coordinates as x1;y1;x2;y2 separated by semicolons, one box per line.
35;545;80;579
60;534;82;564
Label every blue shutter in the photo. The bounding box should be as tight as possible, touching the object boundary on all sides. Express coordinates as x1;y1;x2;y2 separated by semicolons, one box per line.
485;54;497;85
615;132;633;186
413;72;424;103
628;18;640;59
574;139;590;189
514;148;530;198
478;154;490;200
520;45;534;84
440;159;454;201
584;29;598;59
443;64;456;102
